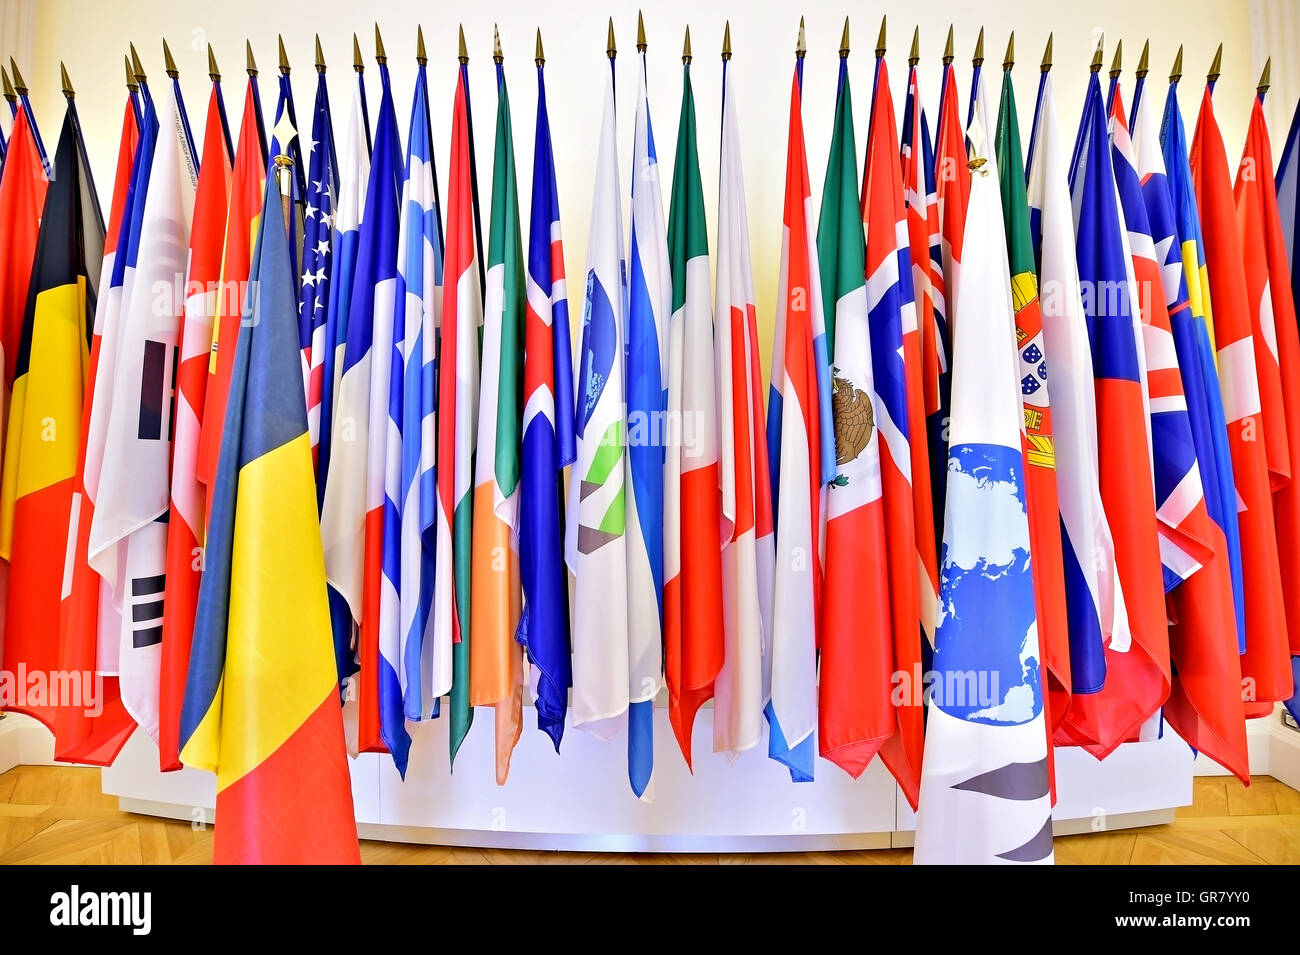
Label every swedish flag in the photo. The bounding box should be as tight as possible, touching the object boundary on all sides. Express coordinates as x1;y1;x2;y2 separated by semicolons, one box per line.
179;171;359;864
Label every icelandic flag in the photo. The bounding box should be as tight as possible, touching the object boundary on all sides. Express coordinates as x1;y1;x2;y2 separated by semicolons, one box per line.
914;113;1052;865
1068;69;1170;756
518;52;576;752
765;56;832;784
625;49;669;797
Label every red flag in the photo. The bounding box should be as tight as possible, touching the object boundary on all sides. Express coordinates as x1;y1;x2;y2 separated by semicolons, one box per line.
934;62;970;330
160;80;232;770
1192;86;1292;715
0;107;47;395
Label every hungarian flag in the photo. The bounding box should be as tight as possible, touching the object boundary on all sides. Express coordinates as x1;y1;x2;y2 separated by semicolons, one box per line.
0;93;103;731
437;59;483;769
160;71;233;771
518;46;575;752
54;86;139;766
1025;66;1127;750
178;178;358;865
1068;68;1170;756
1191;82;1292;715
914;115;1052;866
625;43;669;799
714;39;775;761
994;65;1072;743
765;54;832;783
472;50;525;784
320;58;399;756
816;50;895;787
663;46;725;770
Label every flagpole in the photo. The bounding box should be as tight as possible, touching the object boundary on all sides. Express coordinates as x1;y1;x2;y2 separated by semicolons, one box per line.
9;57;47;168
210;43;234;161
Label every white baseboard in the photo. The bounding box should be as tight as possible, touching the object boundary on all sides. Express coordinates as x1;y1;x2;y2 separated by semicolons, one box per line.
0;713;55;772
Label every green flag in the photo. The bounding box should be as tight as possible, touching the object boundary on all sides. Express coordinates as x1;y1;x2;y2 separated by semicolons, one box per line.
816;61;864;355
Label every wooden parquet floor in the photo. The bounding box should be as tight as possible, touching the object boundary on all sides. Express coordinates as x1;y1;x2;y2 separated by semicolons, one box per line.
0;765;1296;864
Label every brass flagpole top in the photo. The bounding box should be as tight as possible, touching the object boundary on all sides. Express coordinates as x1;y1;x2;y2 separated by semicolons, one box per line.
1;66;12;102
972;26;984;67
683;25;692;64
1136;39;1149;79
459;24;469;63
1041;33;1053;73
1003;31;1014;71
163;38;179;78
278;34;290;74
494;25;503;64
536;29;545;66
315;35;326;72
1207;43;1222;83
1258;57;1272;94
1090;35;1104;74
1170;45;1183;82
416;26;427;66
607;17;617;59
908;26;919;67
875;15;886;59
129;43;145;84
1109;38;1122;78
637;10;646;52
123;56;136;92
722;21;732;61
376;24;388;64
797;16;806;59
839;17;850;59
353;33;364;73
245;40;257;77
60;62;73;98
943;25;954;65
9;57;27;93
209;43;221;81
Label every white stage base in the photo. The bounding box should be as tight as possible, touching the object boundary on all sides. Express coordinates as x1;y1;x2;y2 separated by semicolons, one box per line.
100;707;1194;852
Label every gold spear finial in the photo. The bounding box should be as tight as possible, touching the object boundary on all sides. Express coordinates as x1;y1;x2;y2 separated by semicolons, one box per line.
1110;39;1123;78
1170;44;1183;82
875;15;886;59
416;26;427;66
1136;39;1149;79
1259;57;1272;94
8;58;26;93
459;24;468;63
943;25;954;64
376;24;388;64
1041;32;1053;72
797;17;806;58
1207;43;1222;83
1003;31;1014;70
1090;35;1104;73
60;62;73;98
208;43;221;80
909;26;920;67
637;10;647;52
278;34;290;74
683;25;692;64
245;40;257;76
536;29;545;66
315;35;326;72
122;56;136;92
973;26;984;66
494;25;503;64
607;17;617;59
723;21;732;61
130;43;145;83
839;17;850;59
353;33;364;73
163;38;179;78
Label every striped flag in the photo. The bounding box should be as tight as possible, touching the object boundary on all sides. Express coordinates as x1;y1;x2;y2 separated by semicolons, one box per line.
472;44;525;785
626;42;669;799
1068;68;1170;756
765;51;831;783
54;86;139;766
713;37;775;761
914;114;1052;865
437;56;484;769
817;48;894;787
179;177;358;865
567;48;631;751
518;44;575;752
1192;80;1292;715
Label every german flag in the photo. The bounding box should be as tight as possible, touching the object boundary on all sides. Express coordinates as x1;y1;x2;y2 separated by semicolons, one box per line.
0;93;103;730
178;170;358;864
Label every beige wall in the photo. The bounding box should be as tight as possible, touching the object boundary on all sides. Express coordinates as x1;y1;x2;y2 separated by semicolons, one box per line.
5;0;1277;380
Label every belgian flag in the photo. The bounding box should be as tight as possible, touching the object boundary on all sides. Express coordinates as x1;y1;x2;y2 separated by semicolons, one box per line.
0;89;103;728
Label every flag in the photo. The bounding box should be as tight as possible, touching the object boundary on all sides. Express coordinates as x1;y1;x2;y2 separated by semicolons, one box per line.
54;87;139;765
1068;69;1170;756
518;50;575;752
1026;67;1128;751
320;58;400;756
993;66;1072;742
178;176;359;865
159;75;233;771
1191;82;1292;716
317;65;371;689
625;44;669;799
816;51;895;787
438;59;484;768
567;53;631;750
663;49;725;770
713;42;775;761
299;64;338;467
0;95;104;732
914;115;1052;865
270;61;306;286
1276;94;1300;722
765;56;831;783
471;49;524;785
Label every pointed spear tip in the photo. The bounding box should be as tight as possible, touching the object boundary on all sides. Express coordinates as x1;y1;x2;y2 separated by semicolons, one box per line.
637;10;646;51
1110;38;1122;77
315;34;326;71
7;57;22;93
208;42;221;80
722;21;731;60
875;15;886;58
607;17;616;59
278;33;290;73
459;23;468;62
1041;32;1053;72
1003;31;1014;70
60;61;73;98
943;24;954;64
1258;56;1271;94
908;26;919;66
1090;34;1104;73
839;16;850;58
376;23;388;63
973;26;984;66
163;37;178;77
122;56;135;92
1136;39;1149;78
494;24;503;64
797;17;806;58
535;28;545;66
683;24;692;64
353;33;364;72
245;39;257;76
129;42;145;82
416;25;427;65
1208;43;1222;82
1171;44;1183;82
